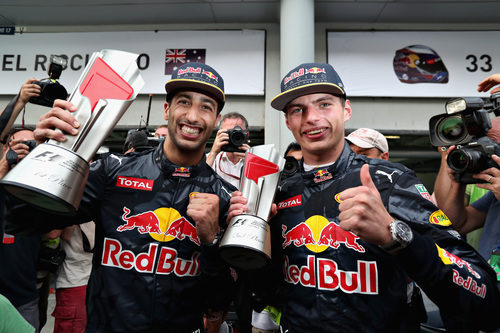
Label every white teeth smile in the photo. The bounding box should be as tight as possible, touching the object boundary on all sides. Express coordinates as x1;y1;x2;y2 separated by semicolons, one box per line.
181;125;200;135
306;128;325;135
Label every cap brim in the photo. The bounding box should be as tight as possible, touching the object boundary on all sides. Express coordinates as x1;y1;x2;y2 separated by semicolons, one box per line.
165;79;225;104
271;83;345;111
345;136;375;149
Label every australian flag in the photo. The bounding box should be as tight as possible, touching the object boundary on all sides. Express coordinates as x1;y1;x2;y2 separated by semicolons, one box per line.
165;49;206;75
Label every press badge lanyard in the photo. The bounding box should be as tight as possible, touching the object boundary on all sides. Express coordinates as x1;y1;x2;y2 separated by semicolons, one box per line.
217;153;241;181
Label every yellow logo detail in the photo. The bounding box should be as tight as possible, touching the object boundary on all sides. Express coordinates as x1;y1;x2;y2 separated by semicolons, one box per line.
429;210;452;226
304;215;330;253
150;207;181;242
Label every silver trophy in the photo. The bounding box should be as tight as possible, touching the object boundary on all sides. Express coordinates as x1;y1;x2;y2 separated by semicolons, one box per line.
219;144;284;270
0;49;144;215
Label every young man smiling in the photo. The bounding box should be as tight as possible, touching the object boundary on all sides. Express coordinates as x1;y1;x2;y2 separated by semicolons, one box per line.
229;63;500;332
8;62;236;332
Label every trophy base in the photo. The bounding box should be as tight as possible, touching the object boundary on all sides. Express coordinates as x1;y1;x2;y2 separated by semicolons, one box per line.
219;214;271;270
0;143;89;215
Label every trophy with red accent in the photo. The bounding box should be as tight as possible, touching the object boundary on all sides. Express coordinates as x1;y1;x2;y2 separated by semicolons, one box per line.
0;49;144;215
219;144;284;269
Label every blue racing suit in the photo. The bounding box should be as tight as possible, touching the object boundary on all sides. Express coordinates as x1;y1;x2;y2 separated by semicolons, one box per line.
260;142;500;332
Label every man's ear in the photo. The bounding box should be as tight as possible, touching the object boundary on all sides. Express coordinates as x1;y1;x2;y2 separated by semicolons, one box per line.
164;102;169;121
343;99;352;122
214;113;221;131
285;112;291;130
381;152;389;160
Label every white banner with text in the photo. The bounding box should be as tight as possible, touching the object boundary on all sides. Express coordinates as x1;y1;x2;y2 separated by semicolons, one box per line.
328;31;499;97
0;30;265;95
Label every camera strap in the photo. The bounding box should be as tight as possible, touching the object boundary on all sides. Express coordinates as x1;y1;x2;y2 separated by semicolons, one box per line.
0;96;17;144
217;153;241;181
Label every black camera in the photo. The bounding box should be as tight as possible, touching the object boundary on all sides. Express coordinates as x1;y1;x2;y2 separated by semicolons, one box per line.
282;156;300;177
29;55;68;107
20;140;37;152
123;129;155;153
429;93;500;183
221;126;249;152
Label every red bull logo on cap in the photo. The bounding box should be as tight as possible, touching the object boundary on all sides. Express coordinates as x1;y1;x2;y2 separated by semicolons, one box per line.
283;68;304;85
202;70;218;81
116;206;200;245
178;67;201;75
282;215;365;253
306;67;326;74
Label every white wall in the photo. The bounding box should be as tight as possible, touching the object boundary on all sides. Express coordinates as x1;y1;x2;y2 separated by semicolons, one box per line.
3;21;500;144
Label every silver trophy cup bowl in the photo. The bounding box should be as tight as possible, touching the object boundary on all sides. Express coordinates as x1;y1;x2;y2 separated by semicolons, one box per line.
1;49;144;215
219;144;284;270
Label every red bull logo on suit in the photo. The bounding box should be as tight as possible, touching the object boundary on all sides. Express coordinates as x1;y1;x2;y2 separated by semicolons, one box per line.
283;255;378;294
105;206;203;275
116;206;200;244
281;215;365;253
102;238;201;276
281;216;375;294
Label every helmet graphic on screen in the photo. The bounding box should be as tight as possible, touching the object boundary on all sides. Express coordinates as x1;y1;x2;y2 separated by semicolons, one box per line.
393;45;449;84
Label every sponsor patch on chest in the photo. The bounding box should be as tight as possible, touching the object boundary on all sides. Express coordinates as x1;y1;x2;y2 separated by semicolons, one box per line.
116;176;153;191
277;195;302;210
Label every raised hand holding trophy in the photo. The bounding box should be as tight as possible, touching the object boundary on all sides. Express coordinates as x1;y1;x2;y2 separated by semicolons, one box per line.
219;144;284;270
1;49;144;215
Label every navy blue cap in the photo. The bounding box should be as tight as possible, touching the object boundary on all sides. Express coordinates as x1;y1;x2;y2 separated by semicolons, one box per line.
271;63;346;111
165;62;225;109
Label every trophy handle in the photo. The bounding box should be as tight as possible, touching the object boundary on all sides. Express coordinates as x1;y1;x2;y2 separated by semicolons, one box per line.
72;100;107;152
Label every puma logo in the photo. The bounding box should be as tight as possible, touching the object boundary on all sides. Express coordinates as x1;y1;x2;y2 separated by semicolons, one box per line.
375;170;398;183
110;154;123;165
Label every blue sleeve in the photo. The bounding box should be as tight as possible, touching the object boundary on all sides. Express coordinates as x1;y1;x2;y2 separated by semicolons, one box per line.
384;169;500;332
471;191;495;213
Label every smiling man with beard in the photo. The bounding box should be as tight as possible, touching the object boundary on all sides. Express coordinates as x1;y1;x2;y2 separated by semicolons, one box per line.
7;62;236;333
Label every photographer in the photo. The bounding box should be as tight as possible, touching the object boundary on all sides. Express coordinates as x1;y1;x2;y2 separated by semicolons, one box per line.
436;117;500;260
0;127;41;332
207;112;250;189
0;128;36;178
0;79;40;157
435;74;500;262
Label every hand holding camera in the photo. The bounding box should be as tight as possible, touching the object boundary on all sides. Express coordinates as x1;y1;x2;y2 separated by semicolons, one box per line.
5;138;36;169
208;125;250;165
29;55;68;107
222;126;249;152
18;78;41;105
429;94;500;183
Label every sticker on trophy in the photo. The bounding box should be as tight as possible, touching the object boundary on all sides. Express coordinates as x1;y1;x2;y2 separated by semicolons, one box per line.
80;57;134;110
244;153;280;184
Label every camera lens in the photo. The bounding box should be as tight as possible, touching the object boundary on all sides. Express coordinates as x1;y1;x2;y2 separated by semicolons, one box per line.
229;131;246;146
448;148;488;173
437;115;467;144
282;156;299;177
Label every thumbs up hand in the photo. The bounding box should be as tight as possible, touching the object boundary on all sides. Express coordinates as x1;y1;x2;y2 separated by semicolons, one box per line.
338;164;394;246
